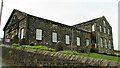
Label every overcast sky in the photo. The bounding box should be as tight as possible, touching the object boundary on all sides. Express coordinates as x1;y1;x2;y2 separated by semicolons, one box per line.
0;0;119;50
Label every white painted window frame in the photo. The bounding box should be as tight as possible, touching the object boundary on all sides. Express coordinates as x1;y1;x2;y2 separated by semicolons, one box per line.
36;29;42;40
77;37;80;46
65;35;70;44
104;39;107;48
108;29;110;34
21;28;24;39
100;26;102;32
52;32;57;42
104;27;106;33
92;24;95;31
86;39;89;46
108;40;111;49
103;21;106;26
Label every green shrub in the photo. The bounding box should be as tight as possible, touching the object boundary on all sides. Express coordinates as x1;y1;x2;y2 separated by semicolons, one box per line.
12;43;20;46
20;38;28;45
90;48;98;53
55;41;63;51
11;35;19;44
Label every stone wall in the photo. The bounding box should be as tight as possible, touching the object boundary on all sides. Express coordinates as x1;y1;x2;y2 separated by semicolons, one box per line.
27;15;91;51
73;16;114;53
2;46;120;67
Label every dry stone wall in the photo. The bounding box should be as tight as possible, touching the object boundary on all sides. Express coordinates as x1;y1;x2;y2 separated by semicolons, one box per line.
2;46;120;67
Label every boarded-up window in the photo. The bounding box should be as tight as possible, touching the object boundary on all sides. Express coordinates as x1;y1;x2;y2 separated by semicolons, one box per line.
36;29;42;40
100;38;103;48
52;32;57;42
86;39;89;46
21;29;24;39
65;35;70;44
77;37;80;46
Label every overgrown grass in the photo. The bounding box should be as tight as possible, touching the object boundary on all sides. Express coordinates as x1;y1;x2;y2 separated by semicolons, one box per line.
59;50;120;62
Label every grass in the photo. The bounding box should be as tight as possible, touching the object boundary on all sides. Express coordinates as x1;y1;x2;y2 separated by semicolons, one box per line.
21;45;55;51
11;43;55;51
11;44;120;62
59;50;80;55
12;43;20;46
86;53;120;62
59;50;120;62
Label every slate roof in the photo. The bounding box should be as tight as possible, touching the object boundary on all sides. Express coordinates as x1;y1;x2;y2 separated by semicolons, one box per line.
3;9;91;33
3;9;16;31
73;17;100;27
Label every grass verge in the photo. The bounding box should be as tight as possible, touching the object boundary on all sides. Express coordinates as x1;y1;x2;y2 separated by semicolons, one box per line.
11;44;120;62
11;43;55;51
21;45;55;51
59;50;120;62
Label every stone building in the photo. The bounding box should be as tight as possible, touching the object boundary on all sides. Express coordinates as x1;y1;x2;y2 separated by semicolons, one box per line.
73;16;114;53
3;9;114;53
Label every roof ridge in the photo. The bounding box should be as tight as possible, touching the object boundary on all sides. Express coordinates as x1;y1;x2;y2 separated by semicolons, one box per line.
72;17;103;26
